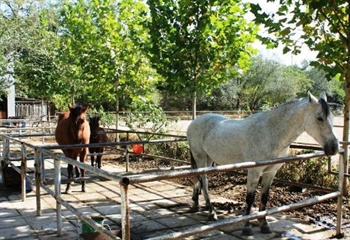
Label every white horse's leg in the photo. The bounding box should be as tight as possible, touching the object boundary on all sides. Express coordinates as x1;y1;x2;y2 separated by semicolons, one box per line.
191;174;201;212
190;151;217;220
242;170;260;236
190;152;201;211
200;174;218;220
258;171;278;234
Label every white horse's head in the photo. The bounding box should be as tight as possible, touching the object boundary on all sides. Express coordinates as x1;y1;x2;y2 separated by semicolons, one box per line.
305;92;339;156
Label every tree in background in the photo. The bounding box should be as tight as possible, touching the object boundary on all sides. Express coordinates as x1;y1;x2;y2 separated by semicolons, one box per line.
198;55;312;111
57;0;157;108
250;1;350;173
301;61;345;105
147;0;257;119
0;0;57;98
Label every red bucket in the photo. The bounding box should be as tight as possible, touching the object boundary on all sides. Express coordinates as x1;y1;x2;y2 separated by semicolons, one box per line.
132;144;143;154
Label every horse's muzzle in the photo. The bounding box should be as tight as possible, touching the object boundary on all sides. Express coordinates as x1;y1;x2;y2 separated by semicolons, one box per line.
324;140;339;156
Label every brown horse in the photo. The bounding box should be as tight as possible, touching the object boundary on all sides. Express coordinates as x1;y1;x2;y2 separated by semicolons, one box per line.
55;105;90;193
89;116;108;169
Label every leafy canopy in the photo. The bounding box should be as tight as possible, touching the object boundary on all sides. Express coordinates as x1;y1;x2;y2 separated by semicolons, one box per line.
147;0;258;96
250;0;349;80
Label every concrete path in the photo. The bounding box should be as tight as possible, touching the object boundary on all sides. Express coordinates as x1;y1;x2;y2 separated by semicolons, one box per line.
0;160;344;240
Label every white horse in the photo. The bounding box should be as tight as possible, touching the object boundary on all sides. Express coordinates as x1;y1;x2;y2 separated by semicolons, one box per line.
186;92;339;236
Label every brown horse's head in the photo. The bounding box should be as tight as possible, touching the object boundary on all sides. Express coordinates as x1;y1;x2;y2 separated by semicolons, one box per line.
68;104;89;126
90;116;100;132
66;104;90;144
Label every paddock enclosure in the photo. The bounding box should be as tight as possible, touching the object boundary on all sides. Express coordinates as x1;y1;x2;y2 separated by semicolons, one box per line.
0;121;347;239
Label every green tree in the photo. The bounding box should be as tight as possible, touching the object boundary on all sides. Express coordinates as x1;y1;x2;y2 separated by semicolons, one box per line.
147;0;257;119
301;62;344;104
198;79;240;110
237;56;311;110
250;0;350;150
251;0;350;197
0;0;57;97
57;0;161;113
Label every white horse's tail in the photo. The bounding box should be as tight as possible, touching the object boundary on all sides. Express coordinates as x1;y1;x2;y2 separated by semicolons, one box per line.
190;151;197;169
190;151;202;195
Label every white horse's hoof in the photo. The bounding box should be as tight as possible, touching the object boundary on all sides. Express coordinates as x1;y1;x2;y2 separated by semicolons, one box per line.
260;225;272;234
190;205;200;213
242;227;254;236
208;213;218;221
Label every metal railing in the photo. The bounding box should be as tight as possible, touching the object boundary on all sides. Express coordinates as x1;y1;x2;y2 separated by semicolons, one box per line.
0;131;346;240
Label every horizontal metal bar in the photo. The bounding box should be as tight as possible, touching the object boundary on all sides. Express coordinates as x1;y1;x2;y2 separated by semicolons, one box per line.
44;175;106;185
290;143;323;150
147;191;341;240
42;138;187;150
106;128;187;138
36;147;125;183
141;153;189;164
123;151;328;185
121;165;191;176
0;133;54;138
6;161;36;187
39;183;117;240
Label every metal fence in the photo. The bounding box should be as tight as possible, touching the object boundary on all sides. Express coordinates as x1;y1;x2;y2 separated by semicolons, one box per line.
0;129;346;240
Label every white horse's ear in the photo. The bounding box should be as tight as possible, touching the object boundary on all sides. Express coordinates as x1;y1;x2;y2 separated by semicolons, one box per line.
308;91;318;103
319;92;327;102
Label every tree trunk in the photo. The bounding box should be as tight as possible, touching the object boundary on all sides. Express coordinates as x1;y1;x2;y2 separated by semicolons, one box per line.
192;90;197;120
342;65;350;196
115;81;119;142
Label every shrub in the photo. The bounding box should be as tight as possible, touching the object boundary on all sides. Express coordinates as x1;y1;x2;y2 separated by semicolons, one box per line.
276;150;338;189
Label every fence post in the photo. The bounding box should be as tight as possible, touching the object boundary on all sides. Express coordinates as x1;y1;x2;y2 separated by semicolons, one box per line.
34;148;42;216
0;138;10;182
40;152;45;183
21;143;27;202
3;138;9;162
336;151;345;236
120;178;130;240
125;132;129;172
54;156;62;236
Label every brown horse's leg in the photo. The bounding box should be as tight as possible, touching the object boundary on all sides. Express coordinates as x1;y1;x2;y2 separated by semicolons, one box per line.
91;150;95;167
66;163;73;194
75;166;80;177
80;148;88;192
97;148;102;169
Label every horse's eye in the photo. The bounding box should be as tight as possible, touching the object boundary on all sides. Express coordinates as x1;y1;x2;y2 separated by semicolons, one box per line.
317;116;324;122
77;119;84;125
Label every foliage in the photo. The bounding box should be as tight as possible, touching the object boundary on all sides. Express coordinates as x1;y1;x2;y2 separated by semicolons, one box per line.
250;0;349;79
125;97;170;134
301;62;345;105
161;55;342;111
198;55;312;110
250;0;350;143
0;0;58;97
277;155;338;189
145;141;190;164
55;0;161;111
147;0;258;118
197;78;240;110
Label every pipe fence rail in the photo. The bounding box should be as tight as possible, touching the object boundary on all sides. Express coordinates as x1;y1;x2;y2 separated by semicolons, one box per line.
0;130;346;240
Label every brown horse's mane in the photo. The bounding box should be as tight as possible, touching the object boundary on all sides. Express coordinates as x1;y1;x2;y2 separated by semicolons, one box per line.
58;112;69;123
